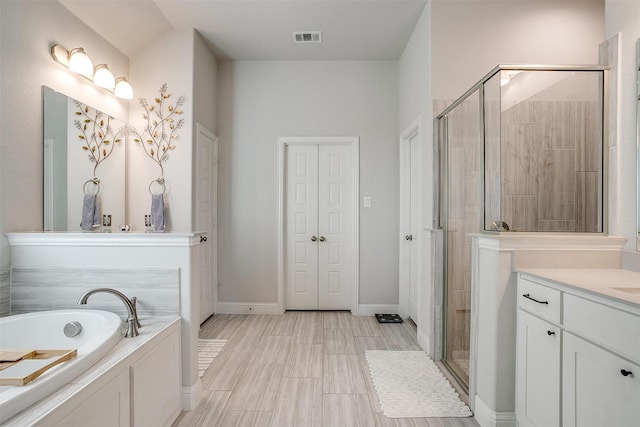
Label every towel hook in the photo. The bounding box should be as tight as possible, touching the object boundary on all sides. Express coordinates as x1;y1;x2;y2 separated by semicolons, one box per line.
83;177;101;195
149;177;166;195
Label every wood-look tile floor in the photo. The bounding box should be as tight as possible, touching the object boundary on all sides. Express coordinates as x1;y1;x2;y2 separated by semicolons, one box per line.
172;312;480;427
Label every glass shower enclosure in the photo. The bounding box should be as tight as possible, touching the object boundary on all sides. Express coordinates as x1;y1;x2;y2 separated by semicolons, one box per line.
436;65;607;389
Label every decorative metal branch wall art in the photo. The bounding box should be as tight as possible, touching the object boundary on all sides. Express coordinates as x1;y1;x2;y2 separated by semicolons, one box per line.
74;101;126;176
130;84;185;176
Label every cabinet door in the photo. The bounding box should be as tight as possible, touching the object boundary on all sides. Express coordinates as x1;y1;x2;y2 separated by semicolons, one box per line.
43;368;130;427
516;310;561;427
131;329;181;427
563;332;640;427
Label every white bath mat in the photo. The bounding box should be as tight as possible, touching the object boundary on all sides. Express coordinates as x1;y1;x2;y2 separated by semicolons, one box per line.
198;339;227;378
365;350;472;418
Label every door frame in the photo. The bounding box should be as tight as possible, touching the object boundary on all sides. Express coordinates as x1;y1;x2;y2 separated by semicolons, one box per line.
399;118;423;320
277;136;360;314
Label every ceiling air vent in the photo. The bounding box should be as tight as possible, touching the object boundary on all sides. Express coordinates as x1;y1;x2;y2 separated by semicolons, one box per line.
293;31;322;43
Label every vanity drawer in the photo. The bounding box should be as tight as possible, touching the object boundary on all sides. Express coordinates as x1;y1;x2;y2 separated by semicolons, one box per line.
518;277;561;323
564;294;640;363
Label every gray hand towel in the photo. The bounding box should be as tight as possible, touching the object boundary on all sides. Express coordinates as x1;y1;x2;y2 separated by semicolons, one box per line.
80;194;99;231
151;193;165;232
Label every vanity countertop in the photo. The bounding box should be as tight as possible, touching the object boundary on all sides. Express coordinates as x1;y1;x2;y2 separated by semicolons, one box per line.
517;268;640;308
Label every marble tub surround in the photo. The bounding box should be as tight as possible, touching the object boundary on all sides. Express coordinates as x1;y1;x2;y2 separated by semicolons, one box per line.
6;232;207;411
10;266;180;318
2;316;180;426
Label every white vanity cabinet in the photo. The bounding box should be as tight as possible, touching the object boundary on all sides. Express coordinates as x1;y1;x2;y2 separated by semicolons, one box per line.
562;332;640;427
516;272;640;427
516;310;560;427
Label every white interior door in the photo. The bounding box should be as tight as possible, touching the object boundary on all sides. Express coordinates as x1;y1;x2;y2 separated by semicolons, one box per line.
285;143;353;310
400;121;421;322
286;145;319;309
318;145;353;310
196;124;218;324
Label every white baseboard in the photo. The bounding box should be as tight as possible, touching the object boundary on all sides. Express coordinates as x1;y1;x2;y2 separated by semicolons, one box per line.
417;327;430;353
216;302;281;315
357;304;400;316
181;380;202;410
474;395;516;427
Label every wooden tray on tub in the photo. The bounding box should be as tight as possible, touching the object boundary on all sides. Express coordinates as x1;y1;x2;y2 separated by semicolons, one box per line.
0;349;77;386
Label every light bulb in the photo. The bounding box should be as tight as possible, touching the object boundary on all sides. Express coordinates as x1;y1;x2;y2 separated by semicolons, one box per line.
114;77;134;99
93;64;115;89
68;47;94;77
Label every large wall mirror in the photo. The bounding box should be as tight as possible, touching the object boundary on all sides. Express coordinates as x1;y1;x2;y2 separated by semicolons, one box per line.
43;86;125;231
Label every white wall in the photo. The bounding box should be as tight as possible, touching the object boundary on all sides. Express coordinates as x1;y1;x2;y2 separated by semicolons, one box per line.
432;0;605;102
217;60;399;305
127;29;217;233
127;29;195;232
192;31;218;227
398;4;433;349
193;32;217;136
0;0;129;268
604;0;640;250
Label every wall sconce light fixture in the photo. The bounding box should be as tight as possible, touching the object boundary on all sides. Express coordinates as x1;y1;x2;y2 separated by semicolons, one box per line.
93;64;115;89
114;77;134;100
68;47;93;77
50;44;133;100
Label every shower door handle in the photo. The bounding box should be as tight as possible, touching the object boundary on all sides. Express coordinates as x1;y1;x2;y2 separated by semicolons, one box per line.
405;235;413;241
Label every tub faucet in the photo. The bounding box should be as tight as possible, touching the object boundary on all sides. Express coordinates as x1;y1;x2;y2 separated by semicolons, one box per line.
78;288;141;338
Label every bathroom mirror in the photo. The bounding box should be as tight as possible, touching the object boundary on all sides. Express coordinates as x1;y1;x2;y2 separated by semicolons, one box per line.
43;86;125;231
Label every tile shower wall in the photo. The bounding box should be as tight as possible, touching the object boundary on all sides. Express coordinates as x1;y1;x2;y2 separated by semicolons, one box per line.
436;95;482;385
0;270;9;317
500;100;601;232
10;267;180;318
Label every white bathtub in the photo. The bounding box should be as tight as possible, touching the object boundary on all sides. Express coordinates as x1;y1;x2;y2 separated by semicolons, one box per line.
0;310;122;423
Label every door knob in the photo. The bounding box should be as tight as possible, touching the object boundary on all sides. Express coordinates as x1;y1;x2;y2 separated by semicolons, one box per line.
311;236;317;242
319;236;326;242
405;235;413;241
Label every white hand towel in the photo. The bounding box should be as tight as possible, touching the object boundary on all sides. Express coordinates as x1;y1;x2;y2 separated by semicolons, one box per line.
151;193;165;232
80;194;99;231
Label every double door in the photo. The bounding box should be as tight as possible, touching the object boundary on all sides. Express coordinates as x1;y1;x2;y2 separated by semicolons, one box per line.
285;144;353;310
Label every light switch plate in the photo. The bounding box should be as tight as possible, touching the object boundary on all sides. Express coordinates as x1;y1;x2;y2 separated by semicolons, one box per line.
363;197;372;208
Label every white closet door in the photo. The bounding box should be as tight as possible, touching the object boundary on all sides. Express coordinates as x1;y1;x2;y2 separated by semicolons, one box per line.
318;145;352;310
286;145;319;309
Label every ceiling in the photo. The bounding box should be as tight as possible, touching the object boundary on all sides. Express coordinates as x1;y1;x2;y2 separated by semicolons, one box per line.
59;0;428;61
